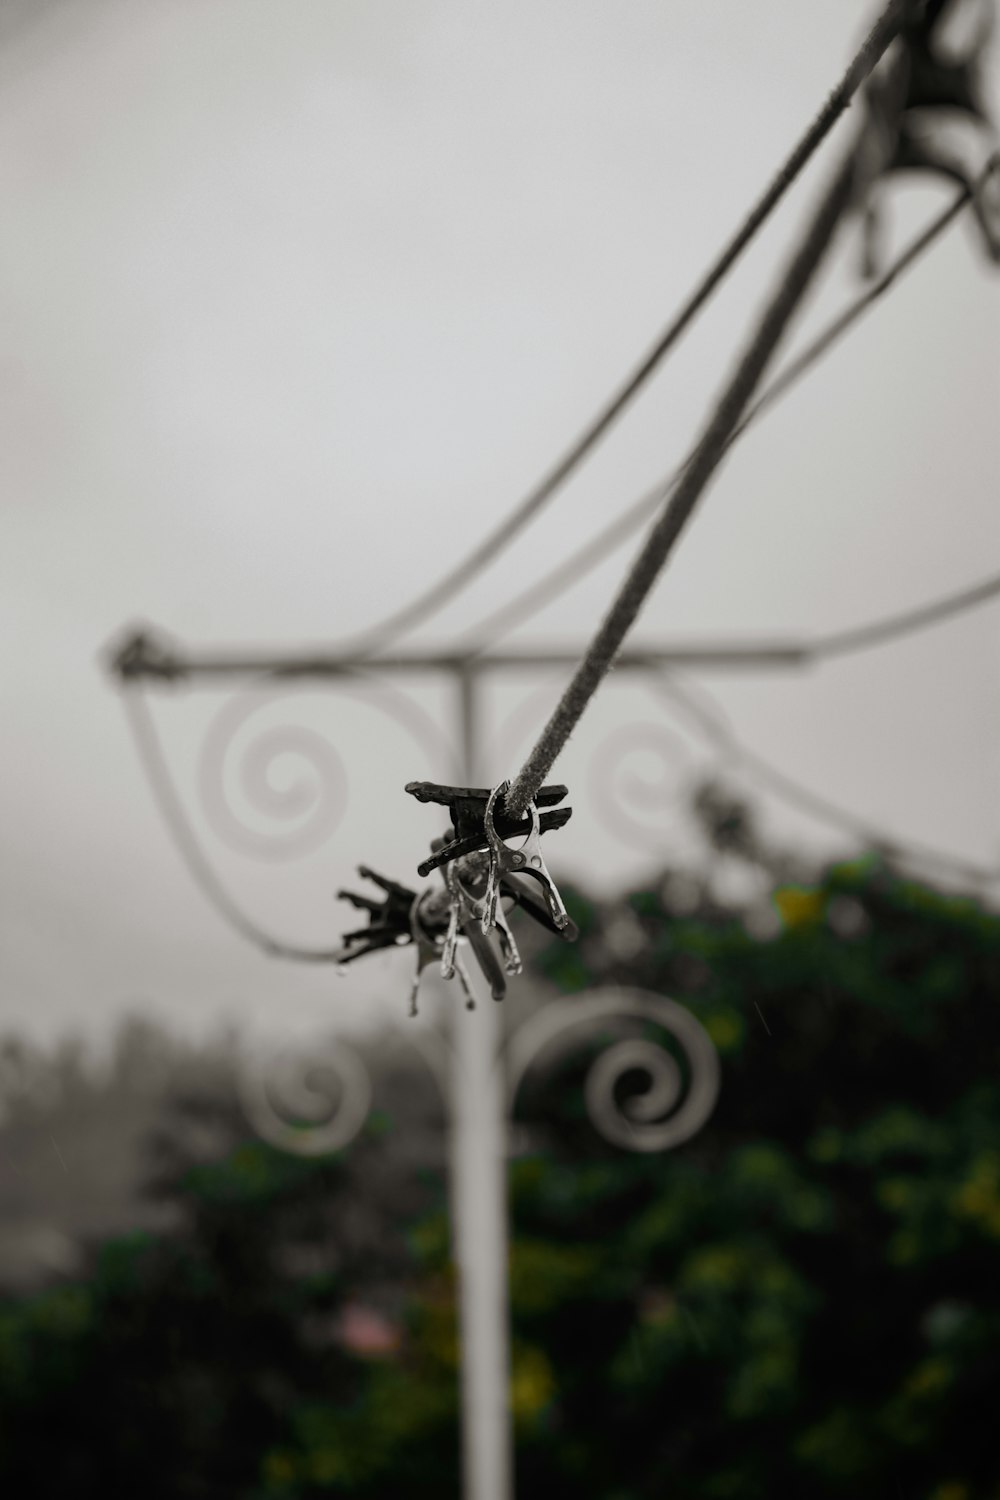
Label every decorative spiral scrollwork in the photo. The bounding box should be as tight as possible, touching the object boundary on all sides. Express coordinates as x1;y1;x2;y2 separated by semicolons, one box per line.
199;678;456;862
241;991;718;1159
200;693;348;860
505;988;720;1153
589;722;699;853
239;1037;372;1156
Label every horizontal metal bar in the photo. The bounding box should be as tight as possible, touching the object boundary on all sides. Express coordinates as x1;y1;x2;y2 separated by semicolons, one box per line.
113;642;809;678
107;628;809;683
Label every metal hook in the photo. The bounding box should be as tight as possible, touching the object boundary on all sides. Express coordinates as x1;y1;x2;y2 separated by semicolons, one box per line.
443;861;508;1002
411;891;477;1012
482;779;570;936
449;860;522;977
407;895;440;1018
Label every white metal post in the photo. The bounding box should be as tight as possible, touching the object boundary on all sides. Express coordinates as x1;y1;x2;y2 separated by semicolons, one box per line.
116;631;723;1500
450;664;514;1500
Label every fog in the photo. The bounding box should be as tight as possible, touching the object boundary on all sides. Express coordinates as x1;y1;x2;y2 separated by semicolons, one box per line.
1;0;998;1054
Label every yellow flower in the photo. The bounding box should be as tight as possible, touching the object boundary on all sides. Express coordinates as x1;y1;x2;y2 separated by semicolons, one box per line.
704;1010;743;1053
772;886;825;929
262;1451;297;1487
902;1357;953;1400
952;1153;1000;1237
510;1345;554;1422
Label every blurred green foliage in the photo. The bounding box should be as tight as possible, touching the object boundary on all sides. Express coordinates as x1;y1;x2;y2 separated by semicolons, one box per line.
1;857;1000;1498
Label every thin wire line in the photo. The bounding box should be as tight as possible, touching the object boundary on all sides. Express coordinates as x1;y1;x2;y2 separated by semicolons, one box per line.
336;0;912;659
652;673;1000;890
461;176;977;654
809;570;1000;659
419;560;1000;923
505;149;861;819
120;688;347;963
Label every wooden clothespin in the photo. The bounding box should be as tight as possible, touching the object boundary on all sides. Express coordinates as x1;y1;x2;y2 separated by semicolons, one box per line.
404;780;573;877
335;866;416;964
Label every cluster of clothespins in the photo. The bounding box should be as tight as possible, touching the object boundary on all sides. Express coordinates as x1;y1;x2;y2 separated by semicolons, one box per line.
335;780;579;1014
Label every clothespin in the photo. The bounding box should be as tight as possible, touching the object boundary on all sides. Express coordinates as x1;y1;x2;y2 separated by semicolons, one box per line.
442;859;522;1002
481;779;571;936
500;872;579;942
857;0;1000;271
405;778;577;956
405;780;572;877
335;865;482;1015
335;866;416;964
439;861;509;1002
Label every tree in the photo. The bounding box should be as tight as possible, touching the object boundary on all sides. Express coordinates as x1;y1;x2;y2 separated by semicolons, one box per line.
503;855;1000;1499
1;853;999;1498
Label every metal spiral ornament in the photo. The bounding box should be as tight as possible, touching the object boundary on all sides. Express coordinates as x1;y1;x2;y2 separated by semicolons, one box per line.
239;1037;373;1156
199;677;457;863
505;988;720;1153
589;721;698;853
200;691;348;861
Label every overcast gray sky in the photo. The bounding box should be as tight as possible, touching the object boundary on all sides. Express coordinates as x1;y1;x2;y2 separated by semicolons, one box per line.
2;0;999;1055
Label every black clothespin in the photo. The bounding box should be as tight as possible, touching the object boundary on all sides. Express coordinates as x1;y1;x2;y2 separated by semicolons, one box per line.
335;866;416;964
500;873;580;942
336;865;482;1015
405;780;573;877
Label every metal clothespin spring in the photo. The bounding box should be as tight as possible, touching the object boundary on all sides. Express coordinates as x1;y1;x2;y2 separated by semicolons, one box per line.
412;893;476;1012
443;861;508;1001
482;779;570;936
448;860;521;978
